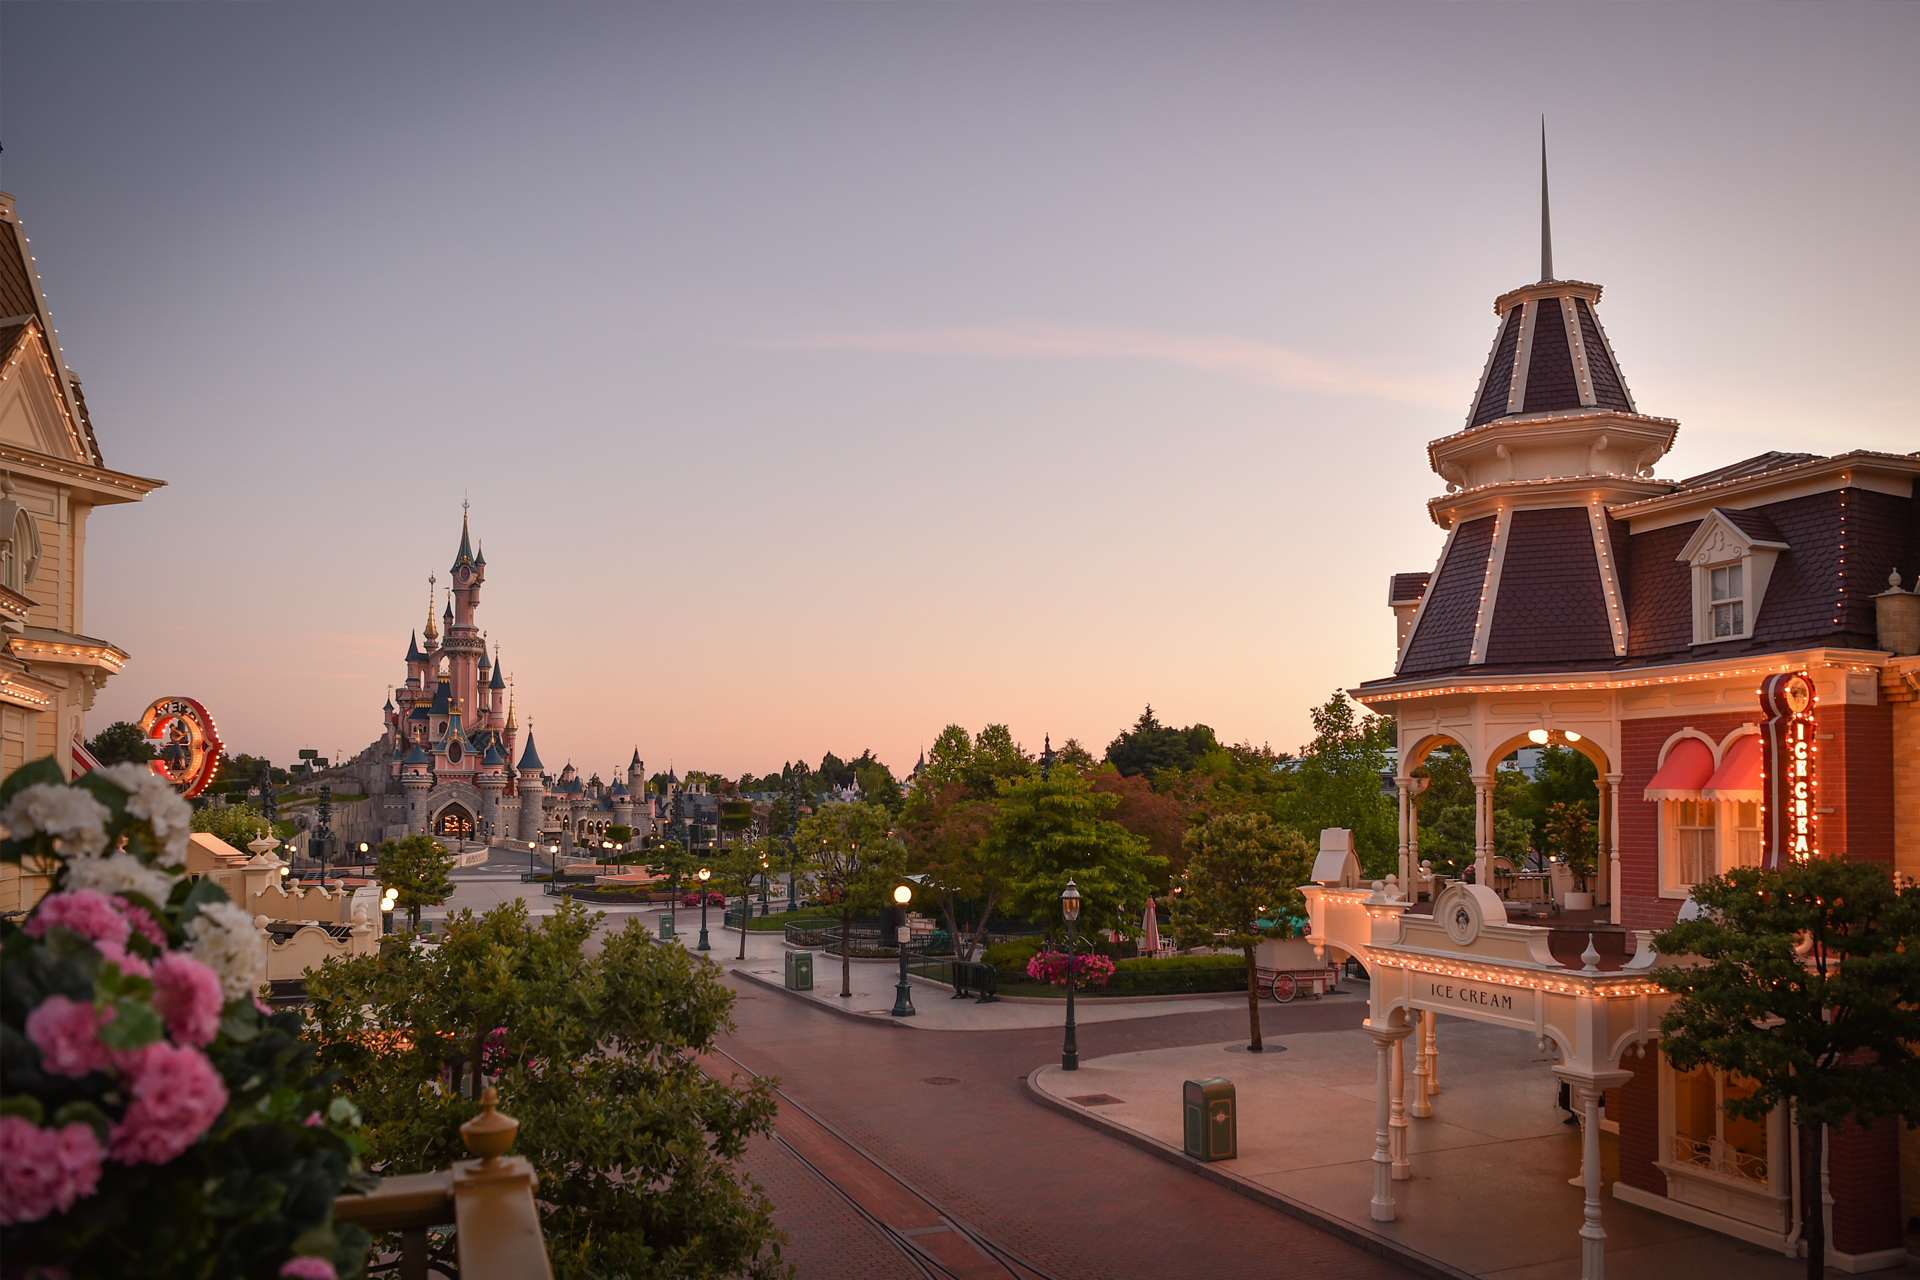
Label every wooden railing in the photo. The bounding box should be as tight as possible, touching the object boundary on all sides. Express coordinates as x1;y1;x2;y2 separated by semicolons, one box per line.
333;1088;553;1280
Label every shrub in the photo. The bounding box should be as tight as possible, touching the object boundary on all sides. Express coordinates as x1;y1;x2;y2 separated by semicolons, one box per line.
1112;953;1247;973
983;937;1045;971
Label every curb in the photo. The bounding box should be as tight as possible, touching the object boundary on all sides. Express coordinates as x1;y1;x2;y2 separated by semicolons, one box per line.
1022;1066;1474;1280
729;963;913;1029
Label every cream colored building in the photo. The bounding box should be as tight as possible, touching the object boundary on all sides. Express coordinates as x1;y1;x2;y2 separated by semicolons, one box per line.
0;191;162;913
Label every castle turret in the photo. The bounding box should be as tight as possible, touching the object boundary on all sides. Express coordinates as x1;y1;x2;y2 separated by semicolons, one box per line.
400;744;433;833
489;651;507;729
477;741;510;841
516;731;547;842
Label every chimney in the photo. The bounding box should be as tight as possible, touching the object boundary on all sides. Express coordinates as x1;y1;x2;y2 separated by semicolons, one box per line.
1876;570;1920;656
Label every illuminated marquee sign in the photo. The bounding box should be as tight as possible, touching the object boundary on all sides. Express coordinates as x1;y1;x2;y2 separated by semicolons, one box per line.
138;696;223;799
1759;671;1816;868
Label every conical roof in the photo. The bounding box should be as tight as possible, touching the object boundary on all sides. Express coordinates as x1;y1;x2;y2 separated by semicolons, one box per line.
406;631;422;663
452;512;476;572
490;664;506;690
517;732;544;772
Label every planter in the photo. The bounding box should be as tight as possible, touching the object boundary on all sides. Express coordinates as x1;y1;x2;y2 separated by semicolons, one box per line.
1563;891;1594;910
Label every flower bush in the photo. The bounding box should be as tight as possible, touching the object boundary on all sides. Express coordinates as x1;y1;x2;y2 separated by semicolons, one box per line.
1025;949;1116;989
0;758;372;1279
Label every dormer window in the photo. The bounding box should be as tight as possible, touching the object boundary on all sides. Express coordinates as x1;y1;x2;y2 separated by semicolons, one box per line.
1709;563;1744;638
1678;508;1787;646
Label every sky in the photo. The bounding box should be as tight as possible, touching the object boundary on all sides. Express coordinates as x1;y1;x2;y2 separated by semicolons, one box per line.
2;4;1916;781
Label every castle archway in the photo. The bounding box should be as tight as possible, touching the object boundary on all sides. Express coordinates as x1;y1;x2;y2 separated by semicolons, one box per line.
435;803;475;840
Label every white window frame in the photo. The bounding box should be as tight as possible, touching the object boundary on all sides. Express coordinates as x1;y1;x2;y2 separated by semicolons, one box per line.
1677;510;1786;646
1656;1052;1792;1230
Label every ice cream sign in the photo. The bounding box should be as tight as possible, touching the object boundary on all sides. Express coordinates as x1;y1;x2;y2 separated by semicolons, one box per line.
1759;671;1816;868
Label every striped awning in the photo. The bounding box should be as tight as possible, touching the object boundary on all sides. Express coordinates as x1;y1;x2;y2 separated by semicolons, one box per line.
1700;734;1762;802
1643;737;1714;801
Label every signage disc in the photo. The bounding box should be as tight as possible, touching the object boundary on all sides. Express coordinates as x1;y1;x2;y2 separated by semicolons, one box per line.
137;696;223;798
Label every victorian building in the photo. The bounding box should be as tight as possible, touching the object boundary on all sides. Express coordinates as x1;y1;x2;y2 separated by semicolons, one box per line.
357;520;657;845
0;192;161;912
1305;189;1919;1274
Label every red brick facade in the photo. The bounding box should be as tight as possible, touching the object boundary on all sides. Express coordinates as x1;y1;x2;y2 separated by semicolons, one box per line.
1824;701;1895;867
1614;1046;1663;1196
1617;709;1758;933
1829;1116;1903;1255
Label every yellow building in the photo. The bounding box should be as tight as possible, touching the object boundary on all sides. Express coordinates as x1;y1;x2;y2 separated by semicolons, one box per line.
0;190;162;912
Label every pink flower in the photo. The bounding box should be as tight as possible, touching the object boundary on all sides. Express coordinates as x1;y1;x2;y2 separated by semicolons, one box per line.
108;1042;229;1165
25;996;113;1078
95;940;151;980
303;1112;323;1128
0;1116;105;1225
151;953;223;1047
25;890;131;949
118;900;168;949
278;1258;338;1280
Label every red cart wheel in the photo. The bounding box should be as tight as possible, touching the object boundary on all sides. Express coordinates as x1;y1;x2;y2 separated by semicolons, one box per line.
1270;973;1298;1003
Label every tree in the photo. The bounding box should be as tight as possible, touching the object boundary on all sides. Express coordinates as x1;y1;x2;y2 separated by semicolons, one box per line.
898;788;1004;962
989;770;1165;939
1055;738;1096;771
1172;813;1313;1051
84;720;154;767
1652;860;1920;1280
854;761;903;814
712;837;768;959
1272;692;1396;877
1087;767;1191;889
1104;706;1218;783
796;801;906;998
304;900;787;1280
189;801;271;851
606;824;633;848
375;833;454;928
965;725;1033;798
1544;801;1596;892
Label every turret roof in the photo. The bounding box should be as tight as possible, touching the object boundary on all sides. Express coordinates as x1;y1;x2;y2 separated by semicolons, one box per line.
430;677;452;716
481;742;507;767
517;732;544;772
630;747;642;767
610;781;629;796
490;664;506;690
404;744;430;766
452;513;475;572
406;631;422;663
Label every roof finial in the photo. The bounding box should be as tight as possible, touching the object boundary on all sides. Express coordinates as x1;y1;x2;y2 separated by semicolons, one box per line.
1540;116;1554;283
424;574;438;639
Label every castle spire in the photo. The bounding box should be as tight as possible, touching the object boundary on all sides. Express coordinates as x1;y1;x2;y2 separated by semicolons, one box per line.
1540;118;1554;283
506;679;517;730
423;575;438;641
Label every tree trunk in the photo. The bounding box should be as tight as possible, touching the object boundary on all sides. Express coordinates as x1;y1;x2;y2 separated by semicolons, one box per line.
1244;945;1263;1051
840;911;853;998
943;896;967;963
1805;1121;1824;1280
737;899;748;960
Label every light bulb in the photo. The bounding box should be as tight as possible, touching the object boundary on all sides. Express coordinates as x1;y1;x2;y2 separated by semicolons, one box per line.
1528;729;1550;745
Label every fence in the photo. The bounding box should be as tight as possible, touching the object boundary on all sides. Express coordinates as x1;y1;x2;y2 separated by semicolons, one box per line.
905;953;1248;998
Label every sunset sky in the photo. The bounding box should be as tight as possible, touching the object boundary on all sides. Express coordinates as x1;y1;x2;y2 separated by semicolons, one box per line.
2;4;1915;781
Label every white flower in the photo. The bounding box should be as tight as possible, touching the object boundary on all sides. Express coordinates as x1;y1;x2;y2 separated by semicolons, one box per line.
95;763;193;862
64;851;179;906
185;900;267;1001
0;784;109;856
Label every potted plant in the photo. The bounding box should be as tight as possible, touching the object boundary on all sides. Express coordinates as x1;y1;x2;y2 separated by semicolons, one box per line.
1546;801;1598;911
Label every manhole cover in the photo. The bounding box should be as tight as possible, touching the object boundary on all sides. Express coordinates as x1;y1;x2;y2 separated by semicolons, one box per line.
923;1076;962;1086
1068;1094;1124;1106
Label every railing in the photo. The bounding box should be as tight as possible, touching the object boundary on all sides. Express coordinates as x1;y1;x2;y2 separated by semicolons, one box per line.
1670;1133;1767;1186
334;1087;553;1280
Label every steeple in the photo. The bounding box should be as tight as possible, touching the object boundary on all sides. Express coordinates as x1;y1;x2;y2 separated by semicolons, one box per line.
442;592;454;628
406;630;422;663
423;576;439;643
452;501;476;573
1540;118;1554;283
505;681;517;730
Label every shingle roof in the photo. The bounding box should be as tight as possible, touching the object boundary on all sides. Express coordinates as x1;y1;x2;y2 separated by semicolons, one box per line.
1400;516;1497;674
517;732;544;772
1388;572;1431;607
1482;508;1614;665
1676;452;1819;492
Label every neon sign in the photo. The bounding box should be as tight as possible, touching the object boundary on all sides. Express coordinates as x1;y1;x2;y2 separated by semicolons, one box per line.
138;696;223;799
1758;671;1815;868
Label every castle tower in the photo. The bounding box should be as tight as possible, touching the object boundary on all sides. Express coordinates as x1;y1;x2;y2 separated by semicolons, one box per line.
400;744;433;833
477;741;510;840
516;731;547;842
488;650;507;729
627;747;644;795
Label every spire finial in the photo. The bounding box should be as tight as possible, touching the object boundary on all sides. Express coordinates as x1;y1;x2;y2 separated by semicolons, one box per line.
1540;117;1554;283
424;575;438;639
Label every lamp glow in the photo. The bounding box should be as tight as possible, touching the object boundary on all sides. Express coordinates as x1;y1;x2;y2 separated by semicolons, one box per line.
1563;730;1582;743
1528;729;1550;745
893;884;911;905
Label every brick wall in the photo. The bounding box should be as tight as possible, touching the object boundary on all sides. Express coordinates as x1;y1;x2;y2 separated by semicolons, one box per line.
1618;711;1758;932
1615;1045;1663;1196
1830;1116;1903;1255
1883;659;1920;881
1823;701;1894;866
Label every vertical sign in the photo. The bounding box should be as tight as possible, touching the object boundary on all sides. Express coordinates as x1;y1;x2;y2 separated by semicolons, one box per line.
1758;671;1816;869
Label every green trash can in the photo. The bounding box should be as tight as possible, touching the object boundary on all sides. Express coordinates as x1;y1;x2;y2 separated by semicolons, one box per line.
1183;1077;1236;1162
785;950;814;992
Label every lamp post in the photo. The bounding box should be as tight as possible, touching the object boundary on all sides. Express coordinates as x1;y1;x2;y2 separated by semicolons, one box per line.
381;885;397;934
759;852;770;918
891;883;916;1018
548;839;561;895
696;866;712;951
1061;879;1082;1071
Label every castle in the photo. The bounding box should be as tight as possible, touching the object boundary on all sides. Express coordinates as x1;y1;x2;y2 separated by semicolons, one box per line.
359;512;657;846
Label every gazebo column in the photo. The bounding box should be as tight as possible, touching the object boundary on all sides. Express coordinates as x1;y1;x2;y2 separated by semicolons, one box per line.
1410;1009;1432;1118
1472;773;1494;886
1368;1023;1412;1220
1559;1069;1632;1280
1396;777;1414;889
1604;772;1622;925
1390;1036;1411;1179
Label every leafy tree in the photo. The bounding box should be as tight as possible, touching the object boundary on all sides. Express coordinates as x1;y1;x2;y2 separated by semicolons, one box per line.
190;801;272;851
1055;738;1097;772
375;834;454;928
989;771;1165;938
606;824;633;847
1172;813;1313;1051
1503;746;1598;852
965;725;1033;798
813;752;854;791
1544;801;1596;892
304;900;788;1280
796;801;907;998
84;720;154;767
1652;860;1920;1280
854;762;903;814
1087;767;1191;888
1104;706;1218;783
1272;692;1396;877
898;788;1003;962
712;837;767;959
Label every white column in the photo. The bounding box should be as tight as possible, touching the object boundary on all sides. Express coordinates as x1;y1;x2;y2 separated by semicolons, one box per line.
1427;1009;1441;1096
1368;1025;1410;1221
1397;778;1414;889
1472;772;1494;886
1411;1010;1433;1117
1605;772;1623;926
1391;1036;1410;1180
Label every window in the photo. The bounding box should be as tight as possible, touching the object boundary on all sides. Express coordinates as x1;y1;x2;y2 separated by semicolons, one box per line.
1709;564;1743;637
1672;1065;1769;1186
1730;801;1761;869
1674;800;1717;887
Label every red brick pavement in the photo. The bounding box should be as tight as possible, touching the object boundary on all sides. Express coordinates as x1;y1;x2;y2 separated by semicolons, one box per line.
736;1133;925;1280
720;981;1414;1280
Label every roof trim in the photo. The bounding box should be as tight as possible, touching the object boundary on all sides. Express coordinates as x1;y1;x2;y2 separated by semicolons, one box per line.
1611;451;1920;532
1351;646;1890;705
0;442;164;505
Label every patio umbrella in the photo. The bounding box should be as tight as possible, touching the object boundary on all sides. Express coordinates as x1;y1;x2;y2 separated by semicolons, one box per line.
1141;898;1161;954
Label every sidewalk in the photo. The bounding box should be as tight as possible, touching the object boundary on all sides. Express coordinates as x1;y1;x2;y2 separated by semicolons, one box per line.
1026;1020;1885;1280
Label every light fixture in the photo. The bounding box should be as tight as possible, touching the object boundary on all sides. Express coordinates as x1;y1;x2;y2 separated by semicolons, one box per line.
1563;730;1582;743
697;867;711;882
1061;879;1082;922
1528;729;1550;745
893;884;911;906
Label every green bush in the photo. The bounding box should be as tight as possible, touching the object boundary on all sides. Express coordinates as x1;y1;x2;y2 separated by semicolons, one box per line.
984;937;1046;970
1112;953;1246;973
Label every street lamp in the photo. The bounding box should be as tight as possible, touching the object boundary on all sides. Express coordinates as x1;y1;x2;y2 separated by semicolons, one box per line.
1061;879;1082;1071
758;852;770;918
696;867;712;951
891;883;916;1017
381;885;397;934
548;840;561;895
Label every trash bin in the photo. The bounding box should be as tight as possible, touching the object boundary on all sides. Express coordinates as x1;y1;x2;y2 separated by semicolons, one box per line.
785;949;814;992
1183;1077;1236;1162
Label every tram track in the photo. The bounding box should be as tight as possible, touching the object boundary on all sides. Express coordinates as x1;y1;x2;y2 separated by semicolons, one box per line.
700;1042;1070;1280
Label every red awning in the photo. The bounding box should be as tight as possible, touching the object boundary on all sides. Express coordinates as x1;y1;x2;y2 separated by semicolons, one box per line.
1701;734;1763;802
1643;737;1715;801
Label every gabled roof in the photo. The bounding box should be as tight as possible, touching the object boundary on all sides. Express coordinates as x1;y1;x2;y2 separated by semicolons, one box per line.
1;195;105;468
